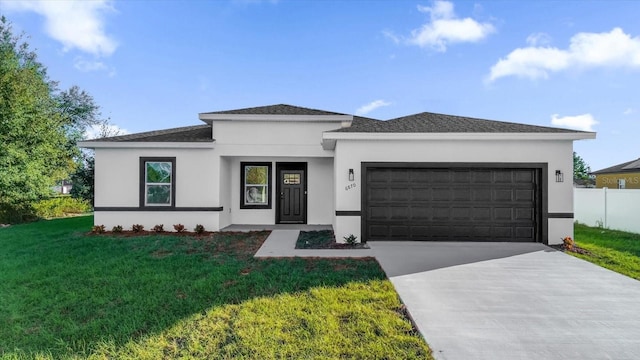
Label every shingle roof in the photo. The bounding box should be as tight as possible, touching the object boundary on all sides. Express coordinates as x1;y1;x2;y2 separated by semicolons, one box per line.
335;112;583;133
83;125;213;142
592;158;640;175
201;104;349;116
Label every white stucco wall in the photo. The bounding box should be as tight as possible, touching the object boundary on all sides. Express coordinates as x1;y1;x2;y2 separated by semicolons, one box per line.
94;147;222;231
333;139;575;244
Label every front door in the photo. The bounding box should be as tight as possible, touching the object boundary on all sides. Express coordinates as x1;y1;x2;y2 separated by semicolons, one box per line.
276;163;307;224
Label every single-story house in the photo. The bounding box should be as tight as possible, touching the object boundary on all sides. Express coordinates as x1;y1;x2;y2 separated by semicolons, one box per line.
591;157;640;189
79;104;595;244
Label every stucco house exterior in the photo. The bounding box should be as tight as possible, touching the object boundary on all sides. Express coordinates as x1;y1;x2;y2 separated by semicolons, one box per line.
79;104;595;245
591;157;640;189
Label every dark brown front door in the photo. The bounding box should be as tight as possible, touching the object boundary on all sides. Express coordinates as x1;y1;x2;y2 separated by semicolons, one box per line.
277;163;307;224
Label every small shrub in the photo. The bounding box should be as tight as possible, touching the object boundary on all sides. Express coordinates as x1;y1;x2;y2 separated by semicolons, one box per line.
33;196;91;219
173;224;185;233
112;225;123;233
563;236;575;251
344;234;358;245
92;225;105;234
153;224;164;233
194;224;205;234
132;224;144;233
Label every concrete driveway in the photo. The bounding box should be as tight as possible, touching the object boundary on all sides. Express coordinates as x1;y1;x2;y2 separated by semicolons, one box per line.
370;242;640;360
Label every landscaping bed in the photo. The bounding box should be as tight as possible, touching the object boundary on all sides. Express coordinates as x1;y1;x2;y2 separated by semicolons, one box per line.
295;230;370;249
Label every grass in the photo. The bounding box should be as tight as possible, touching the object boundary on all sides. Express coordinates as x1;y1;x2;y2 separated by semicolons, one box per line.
0;216;431;359
572;223;640;280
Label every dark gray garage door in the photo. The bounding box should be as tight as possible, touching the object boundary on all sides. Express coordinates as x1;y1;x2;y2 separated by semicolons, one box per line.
364;166;541;242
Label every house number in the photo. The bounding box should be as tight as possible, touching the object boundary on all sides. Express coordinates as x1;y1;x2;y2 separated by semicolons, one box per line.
345;183;357;191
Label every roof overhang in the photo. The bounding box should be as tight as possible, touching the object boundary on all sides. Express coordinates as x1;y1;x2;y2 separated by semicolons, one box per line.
199;113;353;125
321;131;596;150
78;141;215;149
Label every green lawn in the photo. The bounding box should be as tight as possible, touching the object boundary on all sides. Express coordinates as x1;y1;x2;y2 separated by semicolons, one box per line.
0;216;431;359
573;223;640;280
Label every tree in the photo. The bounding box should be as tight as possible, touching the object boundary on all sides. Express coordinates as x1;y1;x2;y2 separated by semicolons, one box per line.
574;152;591;180
0;17;73;223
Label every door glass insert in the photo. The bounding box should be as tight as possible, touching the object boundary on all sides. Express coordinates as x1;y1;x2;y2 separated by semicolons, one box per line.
283;173;301;185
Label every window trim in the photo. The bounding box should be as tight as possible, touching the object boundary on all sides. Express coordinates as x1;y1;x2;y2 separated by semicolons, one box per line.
240;162;272;209
140;157;176;208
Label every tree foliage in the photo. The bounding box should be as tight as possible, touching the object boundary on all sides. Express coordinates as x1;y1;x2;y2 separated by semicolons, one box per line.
0;17;110;222
574;152;591;180
0;17;73;222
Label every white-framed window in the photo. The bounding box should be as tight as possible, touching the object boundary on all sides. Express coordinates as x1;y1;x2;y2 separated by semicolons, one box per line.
241;162;271;209
140;157;175;207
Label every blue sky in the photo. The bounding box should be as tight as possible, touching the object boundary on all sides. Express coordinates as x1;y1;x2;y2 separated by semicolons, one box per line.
2;0;639;171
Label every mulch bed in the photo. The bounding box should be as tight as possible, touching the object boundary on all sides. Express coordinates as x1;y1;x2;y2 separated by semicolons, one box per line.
549;244;593;255
295;230;369;249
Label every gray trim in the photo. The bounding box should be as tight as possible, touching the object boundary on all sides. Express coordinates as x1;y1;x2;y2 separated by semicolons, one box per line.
361;162;549;244
336;211;361;216
94;207;224;212
548;213;574;219
240;162;273;210
140;157;176;208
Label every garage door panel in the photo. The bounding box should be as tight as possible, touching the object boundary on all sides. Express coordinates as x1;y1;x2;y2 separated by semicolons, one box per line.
493;189;514;201
494;208;513;220
452;207;471;220
515;171;534;183
411;207;432;220
515;208;534;221
515;189;534;201
369;207;388;220
389;206;409;219
431;170;451;183
473;188;492;201
432;188;451;201
412;188;431;201
452;170;471;183
453;188;471;201
389;188;410;201
368;187;388;201
365;167;540;242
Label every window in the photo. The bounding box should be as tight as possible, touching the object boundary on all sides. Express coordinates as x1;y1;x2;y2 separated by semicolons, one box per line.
140;157;176;207
241;162;271;209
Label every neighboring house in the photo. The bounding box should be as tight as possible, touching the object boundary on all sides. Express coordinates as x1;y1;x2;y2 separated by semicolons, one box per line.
591;158;640;189
78;104;595;245
53;180;73;195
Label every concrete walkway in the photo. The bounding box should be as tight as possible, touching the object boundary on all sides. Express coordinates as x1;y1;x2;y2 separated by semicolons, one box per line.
254;230;374;258
370;242;640;360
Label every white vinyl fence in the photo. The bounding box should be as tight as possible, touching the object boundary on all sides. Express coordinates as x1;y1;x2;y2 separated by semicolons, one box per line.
574;188;640;234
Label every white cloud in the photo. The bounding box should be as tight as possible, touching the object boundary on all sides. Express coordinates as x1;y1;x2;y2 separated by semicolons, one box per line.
526;32;551;46
1;0;117;57
356;100;391;116
551;114;598;132
488;28;640;82
405;1;495;52
623;108;634;115
74;58;107;72
84;123;128;140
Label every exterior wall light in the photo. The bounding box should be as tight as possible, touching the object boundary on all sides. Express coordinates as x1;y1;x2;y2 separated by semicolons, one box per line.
348;169;354;181
555;170;564;183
